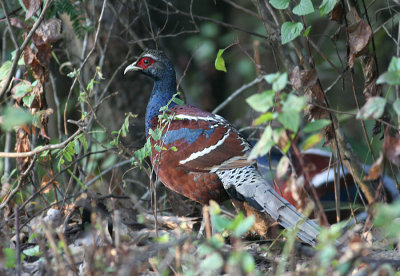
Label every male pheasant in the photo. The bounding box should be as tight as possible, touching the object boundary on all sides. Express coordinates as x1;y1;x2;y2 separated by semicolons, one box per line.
124;49;320;246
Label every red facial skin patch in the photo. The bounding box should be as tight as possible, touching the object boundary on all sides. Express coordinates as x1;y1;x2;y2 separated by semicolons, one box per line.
137;57;155;69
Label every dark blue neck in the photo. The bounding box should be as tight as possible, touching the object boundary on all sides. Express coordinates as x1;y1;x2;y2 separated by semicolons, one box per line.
145;75;177;135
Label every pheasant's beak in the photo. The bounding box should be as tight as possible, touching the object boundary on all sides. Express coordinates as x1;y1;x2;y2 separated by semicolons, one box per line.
124;61;142;75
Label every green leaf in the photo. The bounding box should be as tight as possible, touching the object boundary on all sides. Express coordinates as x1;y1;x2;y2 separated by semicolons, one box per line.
200;252;224;272
149;128;163;141
135;148;145;162
388;56;400;71
281;22;304;45
67;68;79;78
319;0;337;16
74;139;80;154
293;0;315;15
282;94;306;112
0;106;33;131
14;81;31;98
393;99;400;116
377;57;400;85
11;50;25;66
212;214;232;232
377;71;400;85
23;245;40;257
356;97;386;120
23;93;35;107
154;144;162;152
170;146;178;151
265;72;288;91
303;26;312;37
253;112;276;125
302;133;323;150
172;97;184;106
278;111;300;132
155;233;169;243
64;151;72;162
303;119;331;133
242;252;256;273
87;78;95;91
215;49;227;72
0;61;12;80
233;215;255;237
79;134;88;151
269;0;289;9
209;200;221;215
246;90;275;112
3;248;17;268
248;126;275;159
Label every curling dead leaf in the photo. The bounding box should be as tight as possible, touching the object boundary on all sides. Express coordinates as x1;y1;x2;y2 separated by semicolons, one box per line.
289;66;318;90
347;20;372;68
289;67;328;120
330;2;343;22
363;152;383;181
384;128;400;166
10;17;28;29
15;128;31;171
23;0;42;20
35;18;62;44
41;173;58;194
363;55;381;98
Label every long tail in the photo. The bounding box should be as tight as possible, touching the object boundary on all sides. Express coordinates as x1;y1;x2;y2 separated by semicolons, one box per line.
217;166;320;246
253;184;320;246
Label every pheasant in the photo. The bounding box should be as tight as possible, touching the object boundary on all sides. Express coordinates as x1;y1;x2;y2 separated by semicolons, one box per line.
124;49;320;246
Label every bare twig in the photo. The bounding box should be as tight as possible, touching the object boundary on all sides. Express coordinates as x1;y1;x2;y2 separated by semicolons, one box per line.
0;155;37;210
14;206;21;276
0;0;18;48
0;128;83;158
212;75;265;114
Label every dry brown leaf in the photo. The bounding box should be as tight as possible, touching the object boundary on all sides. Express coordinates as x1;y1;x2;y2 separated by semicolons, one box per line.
289;66;317;90
363;152;383;181
35;18;62;44
384;128;400;166
41;173;58;194
36;43;52;66
348;20;372;68
23;0;42;20
10;17;28;29
330;2;343;22
363;55;382;98
15;128;31;171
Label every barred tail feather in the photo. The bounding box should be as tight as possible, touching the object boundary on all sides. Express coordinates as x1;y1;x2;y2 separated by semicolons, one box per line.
254;184;320;246
217;165;320;246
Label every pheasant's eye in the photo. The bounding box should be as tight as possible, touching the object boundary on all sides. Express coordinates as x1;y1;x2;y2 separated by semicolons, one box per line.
138;57;155;69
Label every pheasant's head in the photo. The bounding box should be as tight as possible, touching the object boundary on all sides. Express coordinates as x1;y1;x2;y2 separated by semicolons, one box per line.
124;49;175;81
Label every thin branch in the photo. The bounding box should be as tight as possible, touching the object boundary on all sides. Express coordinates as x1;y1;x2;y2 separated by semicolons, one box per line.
0;0;18;48
212;75;265;114
0;155;37;210
86;159;132;187
0;128;83;158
